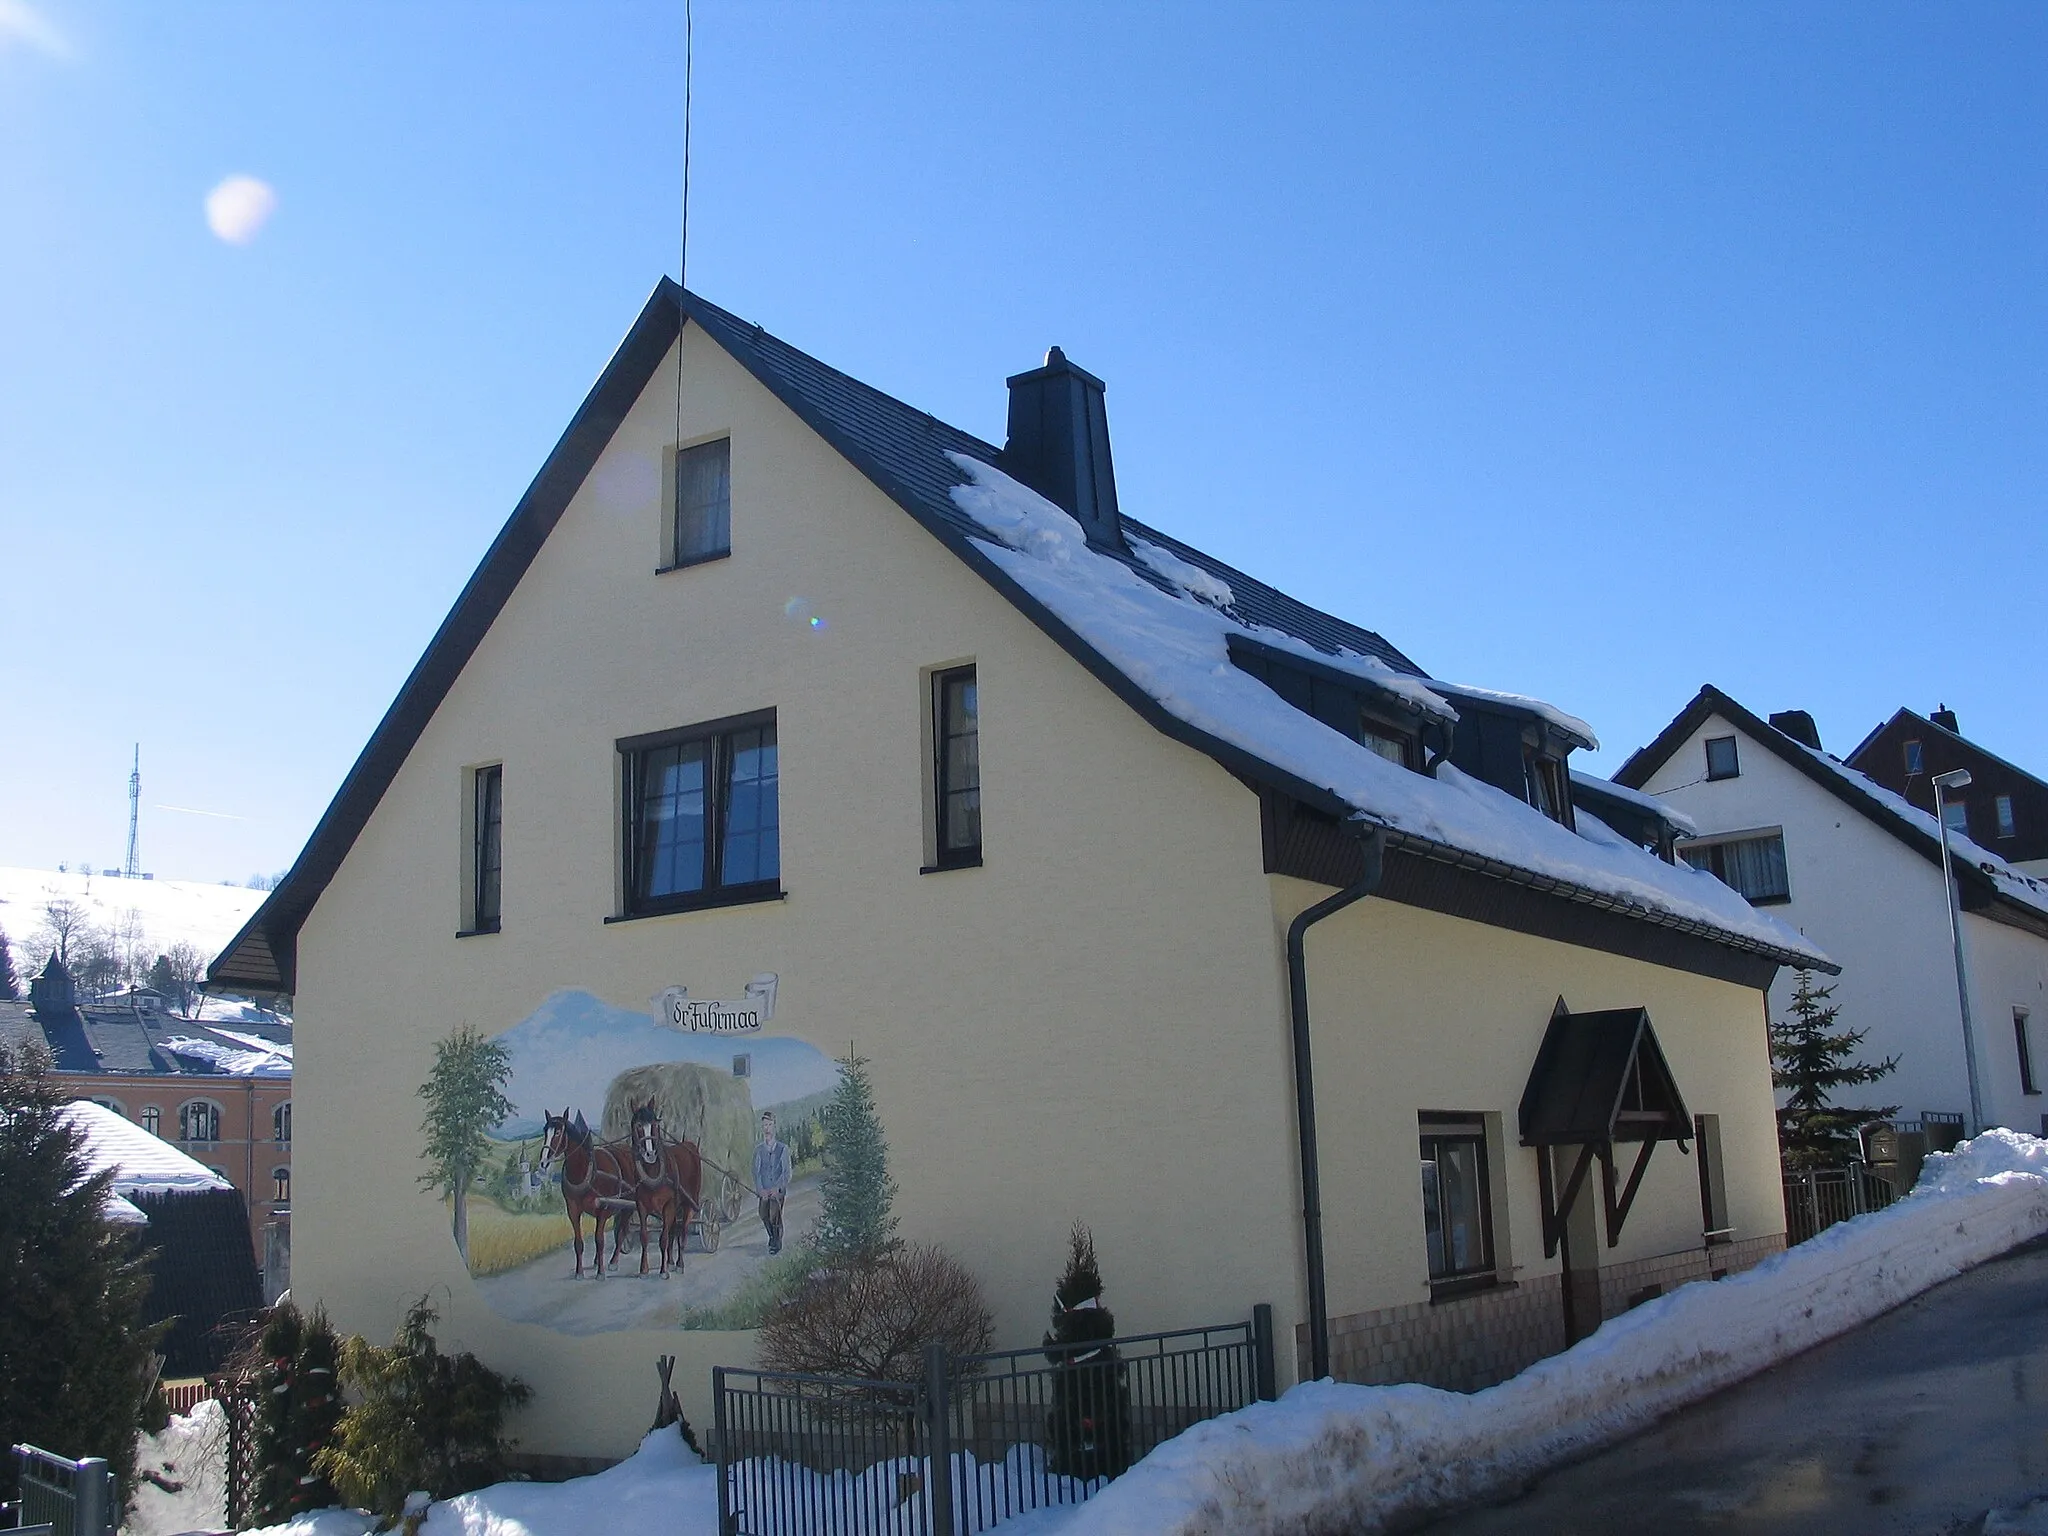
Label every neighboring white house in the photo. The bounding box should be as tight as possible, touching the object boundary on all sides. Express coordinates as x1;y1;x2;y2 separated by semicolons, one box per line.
1617;687;2048;1140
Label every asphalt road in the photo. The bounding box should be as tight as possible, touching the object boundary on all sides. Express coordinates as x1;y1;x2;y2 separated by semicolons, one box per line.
1417;1235;2048;1536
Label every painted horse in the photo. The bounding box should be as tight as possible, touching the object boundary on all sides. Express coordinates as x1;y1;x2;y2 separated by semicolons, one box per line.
619;1101;704;1274
537;1108;636;1279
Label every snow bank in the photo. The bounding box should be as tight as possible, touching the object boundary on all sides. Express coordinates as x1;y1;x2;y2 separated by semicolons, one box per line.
124;1400;228;1536
945;455;1825;967
1044;1130;2048;1535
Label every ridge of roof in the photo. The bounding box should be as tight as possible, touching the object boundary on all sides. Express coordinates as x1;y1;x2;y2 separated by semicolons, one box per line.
1616;685;2048;939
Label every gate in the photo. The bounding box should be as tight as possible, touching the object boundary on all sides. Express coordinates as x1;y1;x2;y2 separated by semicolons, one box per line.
10;1445;114;1536
1783;1163;1898;1244
713;1308;1274;1536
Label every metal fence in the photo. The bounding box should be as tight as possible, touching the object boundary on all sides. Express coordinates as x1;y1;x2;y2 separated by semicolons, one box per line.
714;1308;1275;1536
10;1445;113;1536
1783;1163;1899;1245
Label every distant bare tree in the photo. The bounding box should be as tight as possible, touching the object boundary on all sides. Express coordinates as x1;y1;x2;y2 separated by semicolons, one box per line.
109;907;150;990
33;898;91;967
155;943;206;1016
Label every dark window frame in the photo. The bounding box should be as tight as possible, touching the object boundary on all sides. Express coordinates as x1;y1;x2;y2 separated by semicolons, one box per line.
1704;735;1741;781
1524;750;1572;827
1680;829;1791;905
2018;1009;2040;1097
468;763;503;935
1419;1113;1498;1296
931;666;982;870
1903;739;1924;775
1358;707;1419;770
274;1101;292;1144
617;710;781;919
663;436;733;571
273;1166;291;1205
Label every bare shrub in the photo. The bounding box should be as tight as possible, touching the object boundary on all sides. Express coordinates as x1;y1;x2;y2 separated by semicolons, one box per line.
759;1244;994;1384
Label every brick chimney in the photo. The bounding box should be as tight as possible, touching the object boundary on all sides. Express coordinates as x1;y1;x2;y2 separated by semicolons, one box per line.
999;347;1126;553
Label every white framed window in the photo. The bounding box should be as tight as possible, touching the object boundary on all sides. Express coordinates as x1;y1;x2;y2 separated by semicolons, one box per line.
179;1100;222;1143
1996;795;2016;839
142;1105;161;1136
1419;1113;1497;1293
272;1166;292;1205
273;1101;292;1144
1943;799;1968;835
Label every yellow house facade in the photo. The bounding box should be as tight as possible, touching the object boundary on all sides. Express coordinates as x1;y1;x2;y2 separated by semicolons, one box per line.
213;284;1830;1465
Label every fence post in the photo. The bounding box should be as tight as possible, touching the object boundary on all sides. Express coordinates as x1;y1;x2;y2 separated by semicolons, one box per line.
75;1456;112;1536
1251;1305;1277;1402
712;1366;732;1536
923;1343;955;1536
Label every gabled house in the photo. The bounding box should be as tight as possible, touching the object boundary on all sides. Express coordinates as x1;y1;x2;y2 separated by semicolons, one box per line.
1617;686;2048;1142
1846;706;2048;877
212;285;1826;1463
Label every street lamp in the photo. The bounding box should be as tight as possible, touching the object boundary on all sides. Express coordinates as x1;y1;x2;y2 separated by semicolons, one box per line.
1931;767;1984;1135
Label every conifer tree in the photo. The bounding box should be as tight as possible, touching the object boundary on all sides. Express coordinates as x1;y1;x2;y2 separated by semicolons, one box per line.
315;1299;528;1526
417;1026;514;1264
0;929;18;1001
1042;1223;1131;1482
0;1042;160;1510
813;1050;898;1262
1772;970;1899;1169
249;1303;343;1525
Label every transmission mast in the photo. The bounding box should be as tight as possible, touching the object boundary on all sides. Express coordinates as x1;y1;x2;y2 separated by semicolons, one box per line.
124;745;141;879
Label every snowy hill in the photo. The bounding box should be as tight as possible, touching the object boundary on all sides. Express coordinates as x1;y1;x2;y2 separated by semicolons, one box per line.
0;865;266;971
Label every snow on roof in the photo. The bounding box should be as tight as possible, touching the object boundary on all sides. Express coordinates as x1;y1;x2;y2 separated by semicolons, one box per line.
103;1191;150;1226
1426;680;1599;751
59;1102;232;1196
1785;739;2048;922
946;454;1828;966
1570;769;1700;838
157;1032;291;1076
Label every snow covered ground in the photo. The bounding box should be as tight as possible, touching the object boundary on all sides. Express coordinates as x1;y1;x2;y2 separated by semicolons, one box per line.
176;1131;2048;1536
0;865;266;970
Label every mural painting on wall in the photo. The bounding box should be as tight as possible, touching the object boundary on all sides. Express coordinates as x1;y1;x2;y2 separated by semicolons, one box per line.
428;977;860;1336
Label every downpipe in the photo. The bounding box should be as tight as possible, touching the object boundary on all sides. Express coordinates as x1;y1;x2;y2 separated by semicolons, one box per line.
1286;822;1386;1381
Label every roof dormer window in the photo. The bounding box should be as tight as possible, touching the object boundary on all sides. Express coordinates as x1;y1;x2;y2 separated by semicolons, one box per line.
1360;714;1416;769
1526;751;1571;827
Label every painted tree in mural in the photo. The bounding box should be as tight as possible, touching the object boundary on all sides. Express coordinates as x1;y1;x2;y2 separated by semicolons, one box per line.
813;1050;899;1261
1042;1222;1132;1481
1772;969;1898;1170
417;1024;515;1263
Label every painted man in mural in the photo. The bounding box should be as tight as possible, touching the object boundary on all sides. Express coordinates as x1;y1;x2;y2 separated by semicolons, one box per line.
753;1110;792;1256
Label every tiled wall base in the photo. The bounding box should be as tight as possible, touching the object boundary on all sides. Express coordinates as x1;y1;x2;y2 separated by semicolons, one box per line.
1300;1233;1785;1394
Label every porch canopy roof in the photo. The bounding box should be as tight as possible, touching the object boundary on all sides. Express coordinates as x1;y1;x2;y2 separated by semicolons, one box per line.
1518;1003;1692;1148
1518;1002;1695;1257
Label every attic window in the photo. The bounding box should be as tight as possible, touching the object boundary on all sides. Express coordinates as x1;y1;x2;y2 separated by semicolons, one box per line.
1704;736;1740;781
1360;715;1414;768
1904;739;1924;775
1526;752;1570;826
670;437;732;567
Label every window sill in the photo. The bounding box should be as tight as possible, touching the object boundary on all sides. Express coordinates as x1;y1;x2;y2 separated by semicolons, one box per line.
920;853;984;875
1704;1227;1735;1248
1427;1274;1509;1305
655;550;732;575
455;925;501;939
605;885;785;923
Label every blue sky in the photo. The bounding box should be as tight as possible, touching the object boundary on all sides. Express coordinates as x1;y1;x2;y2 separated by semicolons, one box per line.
3;2;2043;883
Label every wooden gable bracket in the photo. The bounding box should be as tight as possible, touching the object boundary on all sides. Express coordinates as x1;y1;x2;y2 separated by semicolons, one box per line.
1536;1140;1600;1259
1599;1138;1661;1248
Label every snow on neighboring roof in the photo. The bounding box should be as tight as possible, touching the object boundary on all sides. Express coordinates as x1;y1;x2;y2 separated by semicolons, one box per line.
1570;769;1700;838
1426;680;1599;751
103;1191;150;1226
946;454;1828;966
59;1101;231;1195
1129;536;1236;609
1783;738;2048;922
157;1032;291;1077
